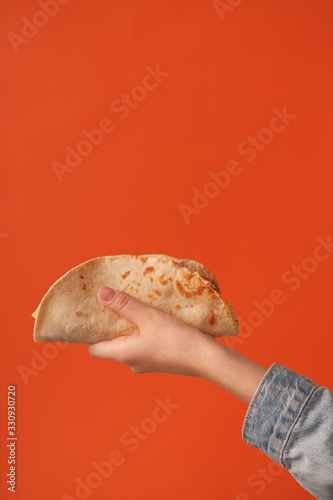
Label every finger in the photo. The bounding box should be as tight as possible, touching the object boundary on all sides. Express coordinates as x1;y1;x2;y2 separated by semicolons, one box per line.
88;334;137;361
98;287;154;327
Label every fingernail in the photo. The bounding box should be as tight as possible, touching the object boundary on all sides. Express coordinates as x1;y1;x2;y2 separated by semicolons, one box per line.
99;287;116;302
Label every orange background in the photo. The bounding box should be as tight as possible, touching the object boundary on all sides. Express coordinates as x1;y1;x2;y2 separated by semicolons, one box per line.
1;1;333;499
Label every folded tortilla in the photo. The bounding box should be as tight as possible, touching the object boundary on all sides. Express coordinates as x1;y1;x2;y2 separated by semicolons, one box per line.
32;254;239;343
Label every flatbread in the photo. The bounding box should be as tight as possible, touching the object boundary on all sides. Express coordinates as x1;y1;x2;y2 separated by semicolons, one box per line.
32;254;239;343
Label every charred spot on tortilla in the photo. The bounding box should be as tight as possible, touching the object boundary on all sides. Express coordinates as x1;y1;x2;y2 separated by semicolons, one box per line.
209;311;215;325
122;271;131;279
175;280;204;299
159;274;168;286
143;266;155;276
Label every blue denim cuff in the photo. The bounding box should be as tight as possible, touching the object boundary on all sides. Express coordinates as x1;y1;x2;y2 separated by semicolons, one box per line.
242;363;318;465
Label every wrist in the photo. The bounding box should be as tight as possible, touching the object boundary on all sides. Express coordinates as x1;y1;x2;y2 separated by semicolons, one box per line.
194;336;230;381
186;334;227;380
192;336;267;404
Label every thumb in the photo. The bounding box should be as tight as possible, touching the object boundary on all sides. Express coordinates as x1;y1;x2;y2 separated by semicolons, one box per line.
98;286;153;327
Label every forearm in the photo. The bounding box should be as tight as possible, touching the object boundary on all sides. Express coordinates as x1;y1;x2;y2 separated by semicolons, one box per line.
196;338;267;404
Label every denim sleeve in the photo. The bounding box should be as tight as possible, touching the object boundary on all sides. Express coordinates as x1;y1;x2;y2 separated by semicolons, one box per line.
242;363;333;500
